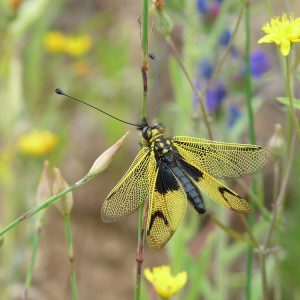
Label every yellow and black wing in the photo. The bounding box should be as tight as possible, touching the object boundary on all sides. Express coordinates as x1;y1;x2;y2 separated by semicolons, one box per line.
146;153;187;250
101;147;151;222
173;136;272;178
172;136;272;213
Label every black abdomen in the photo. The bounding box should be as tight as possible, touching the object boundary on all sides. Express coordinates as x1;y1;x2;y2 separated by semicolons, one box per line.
171;166;206;214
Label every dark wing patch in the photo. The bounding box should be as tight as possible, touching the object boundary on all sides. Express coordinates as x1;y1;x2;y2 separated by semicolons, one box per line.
147;162;187;249
176;155;204;181
147;210;169;236
156;164;180;195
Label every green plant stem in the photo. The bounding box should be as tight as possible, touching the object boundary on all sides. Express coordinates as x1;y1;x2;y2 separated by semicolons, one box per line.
264;132;296;247
245;6;255;145
244;2;256;300
135;200;148;300
135;1;149;300
23;216;44;300
140;0;149;121
237;179;270;221
259;251;268;300
285;55;300;141
0;175;93;238
211;214;255;247
64;214;78;300
165;35;213;140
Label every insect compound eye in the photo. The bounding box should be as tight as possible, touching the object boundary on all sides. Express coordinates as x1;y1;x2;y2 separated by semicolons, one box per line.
142;127;152;140
156;124;164;133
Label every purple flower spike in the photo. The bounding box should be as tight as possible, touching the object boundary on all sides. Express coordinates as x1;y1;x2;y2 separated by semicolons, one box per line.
197;0;208;14
193;80;202;110
250;50;271;79
219;30;232;47
197;60;214;80
228;104;241;128
206;81;227;114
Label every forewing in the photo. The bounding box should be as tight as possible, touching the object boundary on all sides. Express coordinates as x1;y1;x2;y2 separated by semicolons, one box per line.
147;156;187;250
173;136;272;178
176;157;251;213
101;147;151;222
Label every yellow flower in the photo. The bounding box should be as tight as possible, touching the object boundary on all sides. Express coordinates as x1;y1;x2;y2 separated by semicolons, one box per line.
63;35;92;57
258;14;300;56
44;31;66;53
18;130;58;156
144;266;187;299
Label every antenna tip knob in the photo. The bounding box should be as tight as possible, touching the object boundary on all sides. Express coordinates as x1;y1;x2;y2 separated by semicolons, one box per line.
55;88;64;95
149;53;156;60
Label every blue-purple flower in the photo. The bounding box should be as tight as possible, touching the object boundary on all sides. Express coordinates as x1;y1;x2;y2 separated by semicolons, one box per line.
196;0;208;14
228;104;241;128
206;80;227;114
219;30;232;47
196;0;221;20
250;50;271;79
197;60;214;80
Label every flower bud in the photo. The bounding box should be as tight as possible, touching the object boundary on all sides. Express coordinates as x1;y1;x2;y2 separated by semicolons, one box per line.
53;168;73;215
35;161;52;228
154;11;173;36
87;132;129;177
268;123;285;157
36;161;51;205
152;0;164;11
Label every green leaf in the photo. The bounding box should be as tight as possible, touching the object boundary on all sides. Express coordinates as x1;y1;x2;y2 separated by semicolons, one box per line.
276;97;300;110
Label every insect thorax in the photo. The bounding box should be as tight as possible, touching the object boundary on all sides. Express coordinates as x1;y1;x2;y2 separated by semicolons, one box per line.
140;123;175;160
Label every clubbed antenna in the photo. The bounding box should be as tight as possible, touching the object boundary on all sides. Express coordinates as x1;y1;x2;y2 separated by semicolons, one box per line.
55;88;140;127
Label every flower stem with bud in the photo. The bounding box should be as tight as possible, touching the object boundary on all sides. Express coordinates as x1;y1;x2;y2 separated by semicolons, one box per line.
0;133;128;238
53;168;78;300
24;161;51;300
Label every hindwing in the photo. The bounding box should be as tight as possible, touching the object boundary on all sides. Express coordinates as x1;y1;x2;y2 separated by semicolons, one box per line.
173;149;252;213
173;136;272;178
147;155;187;250
101;147;151;222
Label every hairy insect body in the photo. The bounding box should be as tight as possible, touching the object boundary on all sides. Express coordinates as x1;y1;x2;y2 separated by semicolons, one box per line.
152;135;206;214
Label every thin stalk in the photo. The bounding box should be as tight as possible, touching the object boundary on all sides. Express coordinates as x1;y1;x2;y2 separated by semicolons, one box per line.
259;252;268;300
63;214;78;300
165;36;213;140
135;200;148;300
237;179;271;221
264;132;295;248
245;3;255;145
0;175;92;238
256;52;298;300
202;4;245;96
274;253;281;300
23;216;44;300
285;55;300;141
239;215;258;248
140;0;149;121
244;2;256;300
135;1;149;300
211;214;255;247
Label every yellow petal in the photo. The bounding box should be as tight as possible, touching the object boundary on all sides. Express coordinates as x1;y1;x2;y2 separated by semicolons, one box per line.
280;39;291;56
258;35;275;44
144;268;154;283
